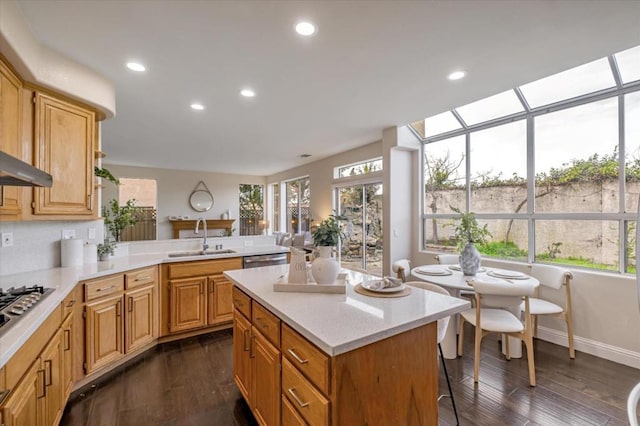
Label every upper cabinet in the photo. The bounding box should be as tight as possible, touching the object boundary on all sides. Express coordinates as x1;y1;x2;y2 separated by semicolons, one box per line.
0;58;23;220
33;93;96;217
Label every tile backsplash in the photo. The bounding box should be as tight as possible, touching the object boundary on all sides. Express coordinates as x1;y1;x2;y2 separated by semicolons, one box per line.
0;220;104;276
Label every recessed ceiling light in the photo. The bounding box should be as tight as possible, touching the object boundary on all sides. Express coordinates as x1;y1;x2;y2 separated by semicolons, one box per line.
126;62;146;72
190;103;205;111
240;89;256;98
448;71;466;80
295;21;316;36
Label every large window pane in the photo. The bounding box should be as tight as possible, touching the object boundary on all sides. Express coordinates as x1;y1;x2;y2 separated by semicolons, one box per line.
470;121;527;213
625;91;640;212
535;220;618;271
477;219;528;262
424;135;466;215
271;183;280;232
520;58;616;108
424;111;462;137
338;158;382;178
615;45;640;84
626;221;636;274
239;184;264;236
456;90;524;125
286;178;311;234
535;98;619;213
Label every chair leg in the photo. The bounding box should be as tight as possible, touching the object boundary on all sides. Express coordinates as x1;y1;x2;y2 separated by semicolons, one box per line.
565;313;575;359
505;334;511;360
473;324;482;383
524;334;536;387
457;316;465;357
439;343;460;426
533;315;538;338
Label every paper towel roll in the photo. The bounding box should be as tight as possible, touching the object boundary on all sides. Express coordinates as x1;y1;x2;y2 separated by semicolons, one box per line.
84;243;97;264
61;239;83;267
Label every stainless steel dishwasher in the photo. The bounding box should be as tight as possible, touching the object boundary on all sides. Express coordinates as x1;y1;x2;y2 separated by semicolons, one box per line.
243;253;288;268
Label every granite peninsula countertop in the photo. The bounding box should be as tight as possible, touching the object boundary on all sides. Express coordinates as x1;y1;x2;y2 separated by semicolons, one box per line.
0;245;289;368
224;265;470;356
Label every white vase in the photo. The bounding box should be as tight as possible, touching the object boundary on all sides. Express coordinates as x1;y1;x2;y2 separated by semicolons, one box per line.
311;246;339;284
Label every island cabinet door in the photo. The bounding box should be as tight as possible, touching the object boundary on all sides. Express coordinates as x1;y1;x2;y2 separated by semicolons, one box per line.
251;329;281;426
168;278;207;333
233;312;252;403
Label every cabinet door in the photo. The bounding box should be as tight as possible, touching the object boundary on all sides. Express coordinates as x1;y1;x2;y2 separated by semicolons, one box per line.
125;285;155;353
208;274;234;325
0;59;23;219
61;314;74;402
1;361;43;426
252;329;281;426
33;92;95;216
169;278;206;333
233;311;252;403
85;294;124;374
41;329;63;426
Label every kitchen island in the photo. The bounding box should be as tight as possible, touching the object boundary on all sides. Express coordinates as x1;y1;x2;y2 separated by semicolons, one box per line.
224;265;470;426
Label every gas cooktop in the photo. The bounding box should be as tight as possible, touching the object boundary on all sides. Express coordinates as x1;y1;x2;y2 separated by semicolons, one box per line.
0;285;54;336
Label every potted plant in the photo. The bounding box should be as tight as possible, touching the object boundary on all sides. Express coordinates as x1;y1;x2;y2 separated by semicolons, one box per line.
310;215;345;284
451;207;491;276
97;241;115;261
102;198;140;242
94;166;120;186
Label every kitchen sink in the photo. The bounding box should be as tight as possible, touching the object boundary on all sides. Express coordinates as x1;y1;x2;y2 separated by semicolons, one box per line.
167;249;236;258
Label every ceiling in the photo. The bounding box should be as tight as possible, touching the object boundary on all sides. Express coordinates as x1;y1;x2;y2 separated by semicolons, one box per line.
16;1;640;176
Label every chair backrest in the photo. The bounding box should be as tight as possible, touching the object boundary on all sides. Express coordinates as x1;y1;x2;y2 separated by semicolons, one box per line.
435;254;459;265
628;382;640;426
405;281;450;344
392;259;411;282
471;278;535;309
529;263;571;290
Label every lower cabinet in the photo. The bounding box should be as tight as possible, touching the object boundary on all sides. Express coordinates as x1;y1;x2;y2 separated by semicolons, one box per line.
1;360;43;426
169;278;207;333
125;284;156;352
252;331;281;425
85;293;124;373
233;311;252;402
61;314;74;402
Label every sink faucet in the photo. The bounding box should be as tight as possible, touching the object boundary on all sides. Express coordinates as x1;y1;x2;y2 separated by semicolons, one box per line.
195;218;209;254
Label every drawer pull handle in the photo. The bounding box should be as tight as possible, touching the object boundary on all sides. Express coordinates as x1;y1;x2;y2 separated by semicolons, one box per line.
243;329;250;351
45;360;53;386
37;369;46;398
255;317;268;329
64;329;71;351
96;285;116;292
249;335;255;358
287;348;308;365
134;276;151;282
288;388;309;408
66;299;76;308
234;299;244;307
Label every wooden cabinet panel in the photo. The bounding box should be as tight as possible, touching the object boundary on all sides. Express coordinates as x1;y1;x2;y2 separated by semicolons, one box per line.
0;58;23;220
85;275;124;301
125;266;157;290
61;314;73;402
281;323;330;395
252;301;280;347
233;311;252;403
208;274;233;325
33;92;95;216
85;294;124;374
169;278;206;333
41;329;63;426
232;287;251;319
125;285;155;352
282;395;307;426
252;330;281;426
167;258;242;279
282;358;329;426
1;361;43;426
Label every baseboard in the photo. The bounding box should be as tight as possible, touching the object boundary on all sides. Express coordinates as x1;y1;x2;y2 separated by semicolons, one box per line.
537;326;640;370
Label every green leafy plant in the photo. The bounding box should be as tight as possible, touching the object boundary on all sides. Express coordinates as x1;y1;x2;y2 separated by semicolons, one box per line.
102;199;140;242
312;215;345;247
94;167;120;185
97;241;115;257
450;207;491;251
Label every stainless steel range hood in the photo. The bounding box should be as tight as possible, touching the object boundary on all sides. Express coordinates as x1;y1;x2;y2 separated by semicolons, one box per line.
0;151;52;187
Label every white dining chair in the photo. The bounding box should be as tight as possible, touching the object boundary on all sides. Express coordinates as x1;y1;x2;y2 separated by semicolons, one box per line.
405;281;460;425
458;278;537;386
435;254;459;265
523;263;575;359
392;259;411;282
628;382;640;426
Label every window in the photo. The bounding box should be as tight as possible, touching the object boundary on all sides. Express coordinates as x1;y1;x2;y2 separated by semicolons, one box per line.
239;184;264;236
117;178;157;241
423;111;462;137
270;183;280;232
285;177;311;234
337;158;382;178
418;44;640;272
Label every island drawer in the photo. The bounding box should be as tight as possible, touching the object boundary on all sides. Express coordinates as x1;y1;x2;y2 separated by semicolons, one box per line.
282;358;329;426
282;394;308;425
232;287;251;319
281;323;330;395
85;274;124;301
125;266;157;289
252;301;280;346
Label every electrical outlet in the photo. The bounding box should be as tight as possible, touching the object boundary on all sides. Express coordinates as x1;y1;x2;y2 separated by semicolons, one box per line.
62;229;76;240
88;228;96;240
1;233;13;247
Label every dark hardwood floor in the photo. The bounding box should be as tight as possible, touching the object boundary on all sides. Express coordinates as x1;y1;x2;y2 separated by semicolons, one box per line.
61;325;639;425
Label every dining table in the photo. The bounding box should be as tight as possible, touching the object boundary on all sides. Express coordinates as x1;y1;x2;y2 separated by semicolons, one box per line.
410;264;539;359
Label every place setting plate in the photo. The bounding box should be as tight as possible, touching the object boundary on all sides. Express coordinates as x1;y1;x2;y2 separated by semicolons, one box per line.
414;265;453;276
361;279;406;293
486;269;529;280
447;264;486;273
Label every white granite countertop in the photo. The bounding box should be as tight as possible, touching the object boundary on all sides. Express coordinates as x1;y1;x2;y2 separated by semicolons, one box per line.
224;265;470;356
0;245;288;368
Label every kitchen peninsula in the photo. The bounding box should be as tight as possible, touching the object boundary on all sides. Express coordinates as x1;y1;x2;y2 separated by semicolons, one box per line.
225;266;470;425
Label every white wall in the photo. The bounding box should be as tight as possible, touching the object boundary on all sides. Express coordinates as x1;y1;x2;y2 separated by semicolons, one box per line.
102;163;266;240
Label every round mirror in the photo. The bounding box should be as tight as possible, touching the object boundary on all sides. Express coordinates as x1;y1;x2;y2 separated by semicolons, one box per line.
189;181;214;212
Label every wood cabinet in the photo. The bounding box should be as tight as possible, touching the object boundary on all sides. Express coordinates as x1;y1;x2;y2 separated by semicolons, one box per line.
233;309;252;403
163;258;242;335
33;92;95;217
0;57;23;220
1;361;42;426
84;266;158;375
61;314;74;402
40;329;63;426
